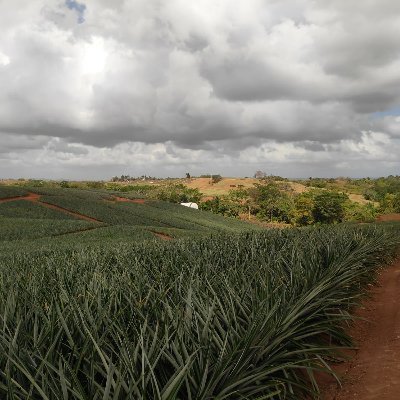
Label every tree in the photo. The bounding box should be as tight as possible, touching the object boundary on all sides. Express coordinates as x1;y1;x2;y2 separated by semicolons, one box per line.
254;170;267;179
157;184;202;203
312;192;348;224
200;196;240;217
211;174;222;184
394;193;400;212
294;193;314;226
249;182;294;223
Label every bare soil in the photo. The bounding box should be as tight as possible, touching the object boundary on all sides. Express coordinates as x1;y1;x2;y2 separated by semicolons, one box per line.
113;196;146;204
322;259;400;400
148;230;173;240
185;178;258;198
0;193;41;203
377;213;400;222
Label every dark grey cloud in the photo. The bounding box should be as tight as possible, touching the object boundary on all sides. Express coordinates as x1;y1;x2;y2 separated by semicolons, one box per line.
0;0;399;178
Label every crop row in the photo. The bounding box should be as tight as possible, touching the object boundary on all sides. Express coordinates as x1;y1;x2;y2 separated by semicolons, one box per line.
0;185;29;199
0;218;98;243
39;190;256;233
0;200;78;220
0;225;398;398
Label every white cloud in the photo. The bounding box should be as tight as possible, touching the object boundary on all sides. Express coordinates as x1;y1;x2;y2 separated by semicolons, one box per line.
0;0;399;178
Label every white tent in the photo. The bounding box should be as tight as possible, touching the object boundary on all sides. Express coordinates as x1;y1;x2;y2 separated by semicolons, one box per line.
180;202;199;210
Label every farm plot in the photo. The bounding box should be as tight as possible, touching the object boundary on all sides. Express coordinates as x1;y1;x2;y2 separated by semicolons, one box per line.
0;185;29;199
0;187;261;252
0;218;98;242
39;190;258;233
0;199;80;220
149;200;260;232
0;225;399;399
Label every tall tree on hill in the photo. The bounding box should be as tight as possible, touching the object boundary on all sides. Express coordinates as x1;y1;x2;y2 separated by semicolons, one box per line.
312;192;348;224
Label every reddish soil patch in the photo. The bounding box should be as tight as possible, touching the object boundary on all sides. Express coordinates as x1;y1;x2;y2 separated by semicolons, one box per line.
377;213;400;222
0;193;41;203
323;259;400;400
113;196;146;204
149;230;173;241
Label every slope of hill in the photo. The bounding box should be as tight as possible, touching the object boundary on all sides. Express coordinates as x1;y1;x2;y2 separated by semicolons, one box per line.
0;185;260;253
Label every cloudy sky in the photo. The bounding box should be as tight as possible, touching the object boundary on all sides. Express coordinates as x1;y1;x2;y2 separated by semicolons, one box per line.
1;0;400;179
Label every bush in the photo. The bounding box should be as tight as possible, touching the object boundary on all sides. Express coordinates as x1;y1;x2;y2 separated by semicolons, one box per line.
312;192;348;224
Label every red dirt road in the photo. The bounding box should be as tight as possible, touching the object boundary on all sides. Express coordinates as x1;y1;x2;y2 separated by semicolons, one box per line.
148;230;173;241
113;196;146;204
323;259;400;400
0;193;41;203
377;213;400;222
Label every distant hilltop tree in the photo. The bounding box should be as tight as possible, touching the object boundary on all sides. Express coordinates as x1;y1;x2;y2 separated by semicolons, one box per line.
254;170;267;179
211;174;222;184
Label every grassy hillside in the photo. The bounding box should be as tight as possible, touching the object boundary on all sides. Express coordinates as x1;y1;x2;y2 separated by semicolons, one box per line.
0;185;260;253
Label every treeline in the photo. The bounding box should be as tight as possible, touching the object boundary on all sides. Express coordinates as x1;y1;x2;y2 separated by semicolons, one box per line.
362;176;400;213
298;176;400;214
200;182;377;225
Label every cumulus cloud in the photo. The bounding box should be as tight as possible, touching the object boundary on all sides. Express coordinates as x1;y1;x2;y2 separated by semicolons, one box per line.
0;0;399;178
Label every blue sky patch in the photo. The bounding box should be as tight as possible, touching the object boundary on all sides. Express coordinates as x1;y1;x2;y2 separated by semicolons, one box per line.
65;0;86;24
372;106;400;118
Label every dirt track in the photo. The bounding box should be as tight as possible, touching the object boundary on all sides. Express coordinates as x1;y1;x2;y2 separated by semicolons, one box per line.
0;193;41;203
323;259;400;400
148;230;173;240
113;196;146;204
377;213;400;222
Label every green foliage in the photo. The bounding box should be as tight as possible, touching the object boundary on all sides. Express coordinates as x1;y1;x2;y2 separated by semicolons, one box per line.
156;184;202;203
344;202;378;223
294;193;315;226
106;183;156;195
200;196;241;217
250;182;295;223
0;225;398;398
199;174;223;183
394;193;400;212
379;193;396;213
305;178;328;188
312;192;348;224
85;181;106;189
59;180;70;188
362;176;400;208
211;174;222;184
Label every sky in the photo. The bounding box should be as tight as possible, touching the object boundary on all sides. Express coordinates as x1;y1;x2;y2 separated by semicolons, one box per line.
0;0;400;180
